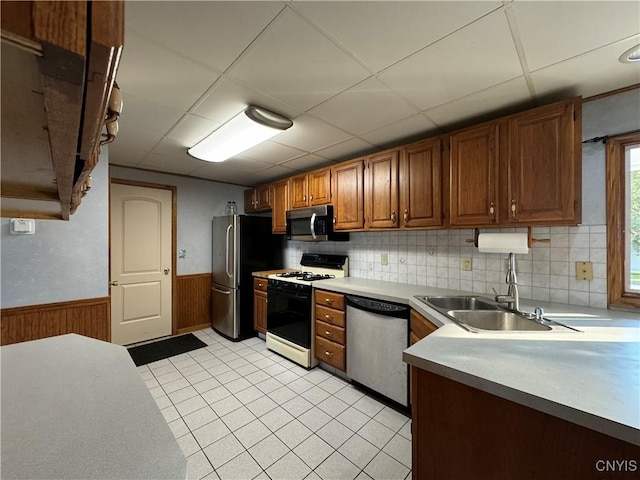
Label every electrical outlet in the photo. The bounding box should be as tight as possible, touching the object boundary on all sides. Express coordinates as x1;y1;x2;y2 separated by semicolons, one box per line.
381;253;388;265
575;261;593;280
461;257;472;271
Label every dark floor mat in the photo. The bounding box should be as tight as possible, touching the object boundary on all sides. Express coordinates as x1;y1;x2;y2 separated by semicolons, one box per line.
127;333;207;366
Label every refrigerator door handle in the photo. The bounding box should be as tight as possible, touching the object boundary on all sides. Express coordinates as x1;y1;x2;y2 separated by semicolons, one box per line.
225;224;233;278
212;286;231;295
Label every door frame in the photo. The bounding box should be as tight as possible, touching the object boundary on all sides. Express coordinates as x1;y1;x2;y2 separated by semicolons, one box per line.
109;178;178;339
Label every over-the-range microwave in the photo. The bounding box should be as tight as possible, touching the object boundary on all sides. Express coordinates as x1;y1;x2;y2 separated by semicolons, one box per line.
286;205;349;242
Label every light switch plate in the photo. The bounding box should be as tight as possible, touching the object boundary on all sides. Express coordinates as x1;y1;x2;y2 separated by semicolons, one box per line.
381;253;388;265
575;261;593;281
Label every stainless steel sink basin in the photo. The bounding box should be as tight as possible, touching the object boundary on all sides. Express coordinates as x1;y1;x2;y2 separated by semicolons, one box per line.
417;295;557;332
447;310;552;332
422;296;500;311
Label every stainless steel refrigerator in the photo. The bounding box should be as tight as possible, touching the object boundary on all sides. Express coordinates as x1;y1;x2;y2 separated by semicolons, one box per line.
211;215;283;340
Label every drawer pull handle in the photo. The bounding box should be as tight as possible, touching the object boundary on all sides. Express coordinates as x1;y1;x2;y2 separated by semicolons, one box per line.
324;331;332;336
258;283;263;287
324;351;333;357
324;314;332;321
324;298;333;303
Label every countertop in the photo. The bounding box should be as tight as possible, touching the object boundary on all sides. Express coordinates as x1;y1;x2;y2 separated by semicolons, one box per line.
311;277;640;446
1;334;187;479
252;268;297;278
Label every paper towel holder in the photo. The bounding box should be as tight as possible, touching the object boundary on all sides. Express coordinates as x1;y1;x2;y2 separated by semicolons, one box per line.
465;227;550;248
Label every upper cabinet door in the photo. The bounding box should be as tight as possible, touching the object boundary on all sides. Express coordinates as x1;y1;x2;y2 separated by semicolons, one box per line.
505;98;581;225
270;180;289;234
255;184;271;211
309;168;331;206
366;149;400;229
449;123;499;226
400;138;442;229
332;159;365;231
289;174;309;209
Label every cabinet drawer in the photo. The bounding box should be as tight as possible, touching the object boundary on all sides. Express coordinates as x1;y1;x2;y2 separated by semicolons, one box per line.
253;277;268;292
410;310;438;340
315;305;345;328
315;319;345;345
315;336;346;371
315;290;345;310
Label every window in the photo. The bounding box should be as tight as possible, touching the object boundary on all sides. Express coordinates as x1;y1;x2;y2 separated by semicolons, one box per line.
607;131;640;309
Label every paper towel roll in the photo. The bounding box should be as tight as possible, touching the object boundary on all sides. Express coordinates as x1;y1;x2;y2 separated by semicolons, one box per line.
477;233;529;254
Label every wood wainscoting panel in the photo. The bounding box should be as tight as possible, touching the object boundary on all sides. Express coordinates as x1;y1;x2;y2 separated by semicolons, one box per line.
1;297;110;346
176;273;211;334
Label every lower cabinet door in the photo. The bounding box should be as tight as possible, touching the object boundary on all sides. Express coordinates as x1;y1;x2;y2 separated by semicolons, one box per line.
315;336;346;371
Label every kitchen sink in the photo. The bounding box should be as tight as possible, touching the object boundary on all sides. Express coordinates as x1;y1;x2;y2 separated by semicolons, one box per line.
421;296;500;311
447;310;552;332
416;295;557;333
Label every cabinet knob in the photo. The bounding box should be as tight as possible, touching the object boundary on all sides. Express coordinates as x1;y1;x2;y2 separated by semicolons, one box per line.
391;210;396;222
324;351;334;357
403;209;409;224
325;298;333;304
303;195;307;201
325;331;332;336
511;199;517;218
324;314;333;321
489;201;496;220
310;194;314;200
258;282;263;287
333;216;336;225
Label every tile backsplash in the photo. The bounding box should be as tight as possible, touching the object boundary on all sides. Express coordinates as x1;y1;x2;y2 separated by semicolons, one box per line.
284;225;607;309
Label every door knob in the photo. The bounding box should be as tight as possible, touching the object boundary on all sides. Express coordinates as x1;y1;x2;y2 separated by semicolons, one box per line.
110;280;119;286
164;268;170;275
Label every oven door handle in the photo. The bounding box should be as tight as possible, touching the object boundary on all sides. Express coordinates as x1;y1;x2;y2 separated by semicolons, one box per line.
310;213;317;240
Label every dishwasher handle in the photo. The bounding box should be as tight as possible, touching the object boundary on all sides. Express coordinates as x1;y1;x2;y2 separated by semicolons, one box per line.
345;295;410;319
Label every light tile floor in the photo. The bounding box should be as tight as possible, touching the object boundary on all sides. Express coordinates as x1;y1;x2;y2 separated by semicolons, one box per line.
137;328;412;480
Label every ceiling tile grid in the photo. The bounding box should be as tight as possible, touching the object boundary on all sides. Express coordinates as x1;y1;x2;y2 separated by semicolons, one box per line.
109;1;640;186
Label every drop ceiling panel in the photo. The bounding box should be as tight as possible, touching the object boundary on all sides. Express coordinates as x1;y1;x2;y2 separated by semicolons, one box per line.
227;9;371;111
379;9;523;111
360;114;439;147
139;152;206;175
125;1;284;73
240;141;307;164
151;137;196;159
190;166;250;184
108;145;148;166
269;115;352;152
293;1;502;72
531;36;640;99
253;164;301;179
278;154;332;171
167;114;220;146
313;138;379;162
426;77;533;129
109;126;164;155
215;157;275;174
117;33;220;111
308;77;418;135
193;79;300;125
118;94;185;137
513;1;640;71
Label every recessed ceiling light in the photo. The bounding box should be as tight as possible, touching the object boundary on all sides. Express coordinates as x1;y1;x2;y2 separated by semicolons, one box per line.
618;44;640;63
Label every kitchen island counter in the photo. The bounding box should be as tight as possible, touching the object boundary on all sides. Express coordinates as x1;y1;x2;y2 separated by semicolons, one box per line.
1;334;187;480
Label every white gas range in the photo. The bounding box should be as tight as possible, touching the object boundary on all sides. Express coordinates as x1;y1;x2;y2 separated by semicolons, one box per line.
265;253;348;368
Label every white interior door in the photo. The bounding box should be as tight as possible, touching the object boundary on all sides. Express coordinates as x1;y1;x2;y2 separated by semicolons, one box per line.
110;183;172;345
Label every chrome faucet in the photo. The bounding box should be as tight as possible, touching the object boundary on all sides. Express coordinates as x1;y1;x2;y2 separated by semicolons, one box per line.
495;252;520;312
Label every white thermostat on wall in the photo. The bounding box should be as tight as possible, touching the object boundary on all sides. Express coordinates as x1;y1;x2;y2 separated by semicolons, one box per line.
9;218;35;235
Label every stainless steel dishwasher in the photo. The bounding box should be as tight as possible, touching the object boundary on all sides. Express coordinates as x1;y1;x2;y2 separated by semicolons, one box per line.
346;294;410;407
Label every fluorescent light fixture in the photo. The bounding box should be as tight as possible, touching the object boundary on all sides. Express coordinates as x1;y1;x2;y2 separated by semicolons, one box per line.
619;44;640;63
188;106;293;162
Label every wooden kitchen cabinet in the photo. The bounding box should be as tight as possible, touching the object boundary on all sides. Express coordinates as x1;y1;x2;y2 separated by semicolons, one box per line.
503;97;581;225
1;1;124;220
365;149;400;229
289;168;332;209
411;367;637;480
331;158;365;231
244;184;271;213
449;123;499;226
314;289;346;371
448;97;581;228
270;179;289;234
253;277;268;334
409;309;438;345
400;138;443;229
